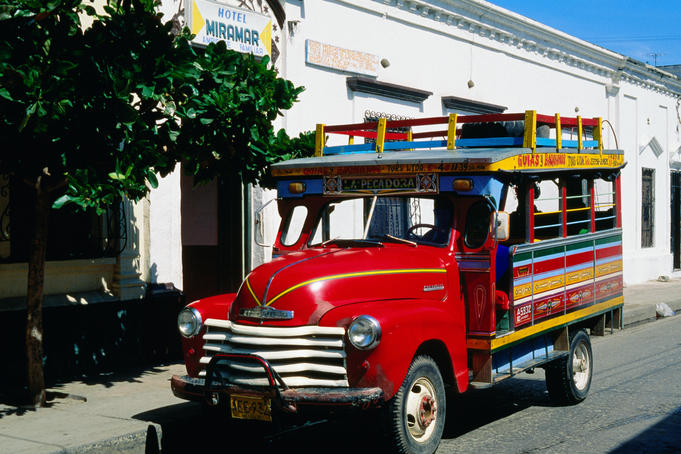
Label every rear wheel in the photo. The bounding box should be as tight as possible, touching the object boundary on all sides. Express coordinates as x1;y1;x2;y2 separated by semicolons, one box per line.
545;329;593;404
382;356;446;454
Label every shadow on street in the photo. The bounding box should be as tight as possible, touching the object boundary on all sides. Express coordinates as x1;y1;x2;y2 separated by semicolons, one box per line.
133;375;554;453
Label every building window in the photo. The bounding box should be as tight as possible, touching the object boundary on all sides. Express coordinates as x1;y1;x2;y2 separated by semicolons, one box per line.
641;168;655;248
0;176;124;263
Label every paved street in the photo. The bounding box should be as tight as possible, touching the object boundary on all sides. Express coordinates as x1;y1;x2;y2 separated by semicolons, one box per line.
436;315;681;453
157;316;681;453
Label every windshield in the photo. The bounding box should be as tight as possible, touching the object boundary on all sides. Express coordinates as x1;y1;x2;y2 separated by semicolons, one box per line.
309;195;453;247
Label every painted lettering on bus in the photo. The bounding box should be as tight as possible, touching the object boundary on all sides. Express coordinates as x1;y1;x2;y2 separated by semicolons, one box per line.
543;154;566;166
517;154;542;167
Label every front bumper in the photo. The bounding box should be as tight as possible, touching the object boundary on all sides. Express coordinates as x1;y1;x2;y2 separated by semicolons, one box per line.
171;354;384;414
171;375;384;412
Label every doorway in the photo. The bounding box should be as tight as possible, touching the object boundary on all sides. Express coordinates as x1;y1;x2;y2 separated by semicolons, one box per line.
181;173;248;303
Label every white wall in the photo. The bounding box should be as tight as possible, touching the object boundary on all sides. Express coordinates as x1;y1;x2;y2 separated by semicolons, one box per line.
149;0;681;286
149;165;183;288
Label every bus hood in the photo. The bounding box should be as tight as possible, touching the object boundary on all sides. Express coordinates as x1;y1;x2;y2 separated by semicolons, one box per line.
228;246;448;326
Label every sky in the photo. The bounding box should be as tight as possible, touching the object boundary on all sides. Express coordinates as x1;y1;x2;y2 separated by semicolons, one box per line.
490;0;681;67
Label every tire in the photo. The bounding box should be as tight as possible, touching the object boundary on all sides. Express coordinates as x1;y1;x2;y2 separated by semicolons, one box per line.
382;356;446;454
545;329;593;404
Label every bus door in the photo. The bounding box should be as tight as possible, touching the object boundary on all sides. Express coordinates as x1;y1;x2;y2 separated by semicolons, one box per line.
456;198;500;337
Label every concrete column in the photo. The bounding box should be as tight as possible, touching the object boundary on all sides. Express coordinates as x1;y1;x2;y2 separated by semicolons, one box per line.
113;197;146;300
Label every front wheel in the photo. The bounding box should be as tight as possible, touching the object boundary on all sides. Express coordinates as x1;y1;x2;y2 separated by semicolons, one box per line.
545;329;593;404
382;356;446;454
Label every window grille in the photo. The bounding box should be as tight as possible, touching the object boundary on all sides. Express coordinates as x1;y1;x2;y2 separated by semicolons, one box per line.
363;111;412;144
641;168;655;248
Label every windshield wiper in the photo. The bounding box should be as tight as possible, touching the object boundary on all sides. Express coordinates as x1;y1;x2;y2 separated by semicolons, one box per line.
321;238;383;248
382;234;417;247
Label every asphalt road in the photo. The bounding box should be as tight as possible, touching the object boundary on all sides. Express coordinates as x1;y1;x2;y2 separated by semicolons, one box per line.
160;317;681;453
436;316;681;454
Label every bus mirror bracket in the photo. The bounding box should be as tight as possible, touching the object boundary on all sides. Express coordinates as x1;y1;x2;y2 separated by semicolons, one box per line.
494;211;510;242
255;198;278;248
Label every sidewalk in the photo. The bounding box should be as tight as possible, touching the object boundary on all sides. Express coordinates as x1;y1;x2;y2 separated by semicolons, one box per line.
2;278;680;454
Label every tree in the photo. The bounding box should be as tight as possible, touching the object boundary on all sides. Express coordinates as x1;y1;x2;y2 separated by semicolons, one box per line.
0;0;311;406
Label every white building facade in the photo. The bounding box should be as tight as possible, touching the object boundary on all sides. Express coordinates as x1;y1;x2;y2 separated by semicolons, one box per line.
149;0;681;298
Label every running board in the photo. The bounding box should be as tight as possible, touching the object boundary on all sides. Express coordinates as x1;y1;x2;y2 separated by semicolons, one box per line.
469;351;569;389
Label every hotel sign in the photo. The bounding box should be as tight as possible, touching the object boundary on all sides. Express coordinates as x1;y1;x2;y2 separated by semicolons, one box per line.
186;0;271;57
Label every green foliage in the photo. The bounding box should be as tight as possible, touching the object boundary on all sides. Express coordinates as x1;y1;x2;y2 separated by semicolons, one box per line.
0;0;312;212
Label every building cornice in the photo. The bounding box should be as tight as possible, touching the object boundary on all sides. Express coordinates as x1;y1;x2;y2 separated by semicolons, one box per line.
373;0;681;97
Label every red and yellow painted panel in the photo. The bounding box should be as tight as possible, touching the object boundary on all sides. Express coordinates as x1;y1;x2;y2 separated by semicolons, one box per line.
510;233;622;328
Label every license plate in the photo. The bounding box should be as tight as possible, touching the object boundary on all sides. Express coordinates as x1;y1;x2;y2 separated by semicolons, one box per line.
230;394;272;422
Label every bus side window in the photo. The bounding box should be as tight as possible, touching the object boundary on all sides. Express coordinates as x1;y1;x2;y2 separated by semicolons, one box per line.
533;179;561;240
565;177;592;235
594;177;617;231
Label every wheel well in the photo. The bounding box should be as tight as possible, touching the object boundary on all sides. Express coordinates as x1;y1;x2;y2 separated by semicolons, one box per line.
414;340;455;388
568;322;592;337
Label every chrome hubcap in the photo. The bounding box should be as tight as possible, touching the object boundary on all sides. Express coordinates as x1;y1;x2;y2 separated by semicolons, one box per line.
572;342;590;390
405;377;438;441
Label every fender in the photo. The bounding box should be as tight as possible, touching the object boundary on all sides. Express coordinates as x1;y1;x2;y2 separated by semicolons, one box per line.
319;298;468;400
181;293;237;377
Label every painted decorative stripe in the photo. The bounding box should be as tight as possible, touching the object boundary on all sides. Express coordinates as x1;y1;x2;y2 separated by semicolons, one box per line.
595;275;623;300
513;264;595;300
271;153;625;178
514;262;616;301
513;251;532;264
514;266;564;286
596;260;623;277
533;274;564;293
595;235;622;246
265;268;447;306
531;255;565;276
565;250;594;268
457;260;491;269
532;245;565;260
512;263;533;279
245;278;261;305
595;271;622;282
456;253;490;271
514;283;532;300
467;296;623;351
566;241;594;253
474;296;624;351
565;283;594;310
596;254;622;265
595;245;622;261
565;267;594;285
514;277;592;306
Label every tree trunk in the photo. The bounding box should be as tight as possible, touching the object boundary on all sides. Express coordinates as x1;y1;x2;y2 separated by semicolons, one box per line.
25;179;49;407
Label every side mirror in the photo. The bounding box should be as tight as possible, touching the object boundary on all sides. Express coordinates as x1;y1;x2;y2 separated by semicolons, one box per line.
255;198;277;247
494;211;510;242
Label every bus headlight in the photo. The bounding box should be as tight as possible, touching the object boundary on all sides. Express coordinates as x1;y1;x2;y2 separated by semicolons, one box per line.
178;308;203;338
348;315;381;350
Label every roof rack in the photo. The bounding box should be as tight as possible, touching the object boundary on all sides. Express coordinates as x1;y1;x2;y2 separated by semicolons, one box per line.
315;110;603;156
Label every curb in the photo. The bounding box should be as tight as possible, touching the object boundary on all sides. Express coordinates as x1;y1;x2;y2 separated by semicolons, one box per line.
623;298;681;328
70;424;161;454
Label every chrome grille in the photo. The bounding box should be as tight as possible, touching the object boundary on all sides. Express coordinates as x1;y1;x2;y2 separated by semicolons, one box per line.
199;318;349;388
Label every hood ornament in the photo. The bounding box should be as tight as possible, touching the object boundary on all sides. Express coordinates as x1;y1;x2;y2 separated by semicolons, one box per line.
239;306;294;321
